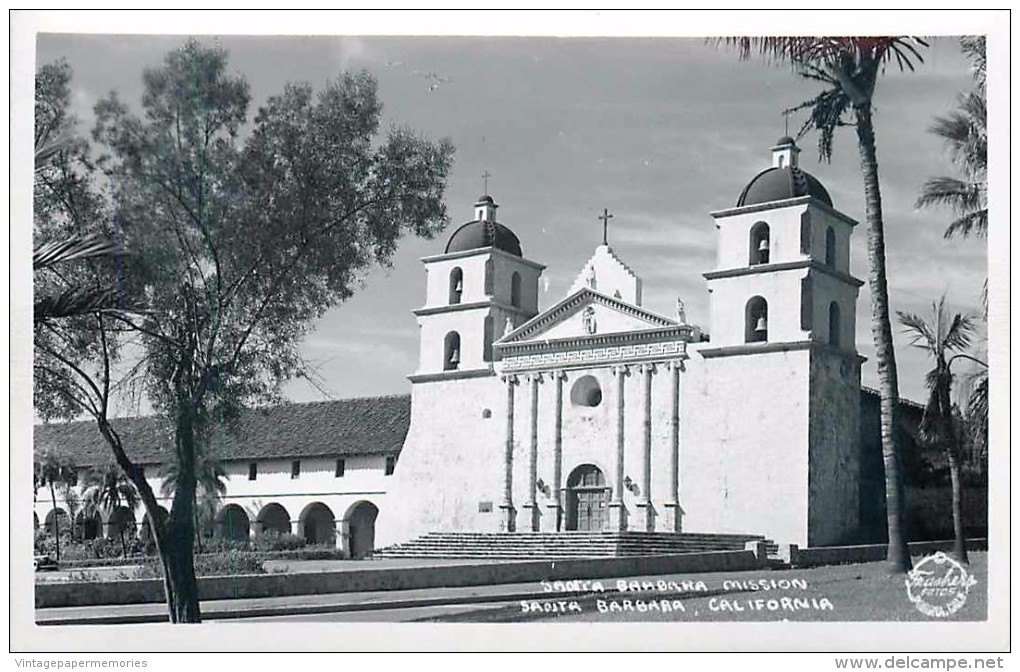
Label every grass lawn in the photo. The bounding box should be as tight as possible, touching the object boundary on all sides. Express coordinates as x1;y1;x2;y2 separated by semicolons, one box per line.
420;552;988;623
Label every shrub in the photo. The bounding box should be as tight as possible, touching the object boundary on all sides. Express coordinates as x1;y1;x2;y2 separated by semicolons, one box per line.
131;550;265;579
251;531;306;552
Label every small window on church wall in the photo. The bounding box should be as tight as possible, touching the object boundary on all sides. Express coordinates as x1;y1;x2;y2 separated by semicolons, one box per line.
385;456;397;476
510;271;522;308
570;375;603;407
825;227;836;267
828;301;841;348
449;267;464;304
484;259;494;295
745;296;768;343
749;222;770;265
291;460;300;479
482;316;494;362
444;331;461;371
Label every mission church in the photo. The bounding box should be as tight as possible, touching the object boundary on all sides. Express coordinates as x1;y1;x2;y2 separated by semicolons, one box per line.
35;136;879;556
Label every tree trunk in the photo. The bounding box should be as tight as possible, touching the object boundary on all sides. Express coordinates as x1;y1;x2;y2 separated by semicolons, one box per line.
939;364;969;564
161;513;202;623
946;444;969;564
854;102;912;573
49;484;61;564
97;415;203;622
162;416;203;622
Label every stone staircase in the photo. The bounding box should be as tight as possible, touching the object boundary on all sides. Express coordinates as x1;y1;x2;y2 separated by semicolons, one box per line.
374;531;775;560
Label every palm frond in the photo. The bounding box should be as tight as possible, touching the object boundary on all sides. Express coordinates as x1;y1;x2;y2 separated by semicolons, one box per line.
897;310;936;350
34;286;123;323
944;208;988;240
33;234;120;271
916;176;983;212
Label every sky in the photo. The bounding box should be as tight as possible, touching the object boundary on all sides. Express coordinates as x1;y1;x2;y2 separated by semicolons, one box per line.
33;27;989;407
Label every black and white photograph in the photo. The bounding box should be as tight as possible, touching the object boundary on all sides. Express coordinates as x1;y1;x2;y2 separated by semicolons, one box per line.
10;9;1009;661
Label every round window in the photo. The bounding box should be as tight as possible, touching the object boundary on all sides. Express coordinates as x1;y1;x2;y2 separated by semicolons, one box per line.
570;375;603;408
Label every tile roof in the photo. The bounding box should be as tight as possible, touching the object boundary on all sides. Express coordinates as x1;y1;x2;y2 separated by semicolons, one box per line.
34;395;411;468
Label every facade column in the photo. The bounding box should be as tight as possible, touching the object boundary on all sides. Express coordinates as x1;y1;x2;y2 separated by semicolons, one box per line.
635;363;656;531
499;374;518;532
290;519;302;538
335;518;350;555
663;359;685;532
543;370;567;531
608;364;629;531
524;372;543;531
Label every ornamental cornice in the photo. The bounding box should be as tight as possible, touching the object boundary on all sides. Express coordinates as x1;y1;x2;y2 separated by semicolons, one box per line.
498;287;678;345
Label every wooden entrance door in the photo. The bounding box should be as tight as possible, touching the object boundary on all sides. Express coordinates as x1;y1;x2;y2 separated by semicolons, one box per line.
566;464;608;532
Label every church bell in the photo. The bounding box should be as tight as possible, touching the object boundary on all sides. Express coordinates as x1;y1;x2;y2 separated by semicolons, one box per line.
453;278;463;293
754;316;768;333
758;238;769;252
449;347;460;365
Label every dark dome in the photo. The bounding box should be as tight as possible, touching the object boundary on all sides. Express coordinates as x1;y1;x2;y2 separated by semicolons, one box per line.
775;135;796;146
736;166;833;208
445;219;523;257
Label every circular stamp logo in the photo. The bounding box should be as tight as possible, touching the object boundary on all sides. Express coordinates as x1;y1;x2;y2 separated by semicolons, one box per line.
905;551;978;617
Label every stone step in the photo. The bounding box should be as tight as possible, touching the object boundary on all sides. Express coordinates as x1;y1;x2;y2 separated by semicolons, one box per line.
375;530;773;560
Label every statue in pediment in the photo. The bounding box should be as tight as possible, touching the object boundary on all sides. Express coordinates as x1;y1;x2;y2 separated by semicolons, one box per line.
582;306;597;335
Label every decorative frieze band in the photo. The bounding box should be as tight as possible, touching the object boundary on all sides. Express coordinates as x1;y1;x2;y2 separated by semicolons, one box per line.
499;340;687;373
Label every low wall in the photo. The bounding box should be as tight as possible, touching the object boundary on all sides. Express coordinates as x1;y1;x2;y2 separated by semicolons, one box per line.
784;538;987;568
37;550;759;608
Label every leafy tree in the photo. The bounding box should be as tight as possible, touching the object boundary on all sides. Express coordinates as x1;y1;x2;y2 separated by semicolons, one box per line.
33;40;453;622
722;36;929;573
898;296;980;563
80;464;142;558
33;450;77;563
159;450;228;554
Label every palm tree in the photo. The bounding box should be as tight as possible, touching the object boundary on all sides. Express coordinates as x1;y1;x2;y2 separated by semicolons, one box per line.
916;37;987;241
159;452;228;554
81;464;141;558
723;36;928;573
916;37;988;463
898;296;977;563
34;450;76;563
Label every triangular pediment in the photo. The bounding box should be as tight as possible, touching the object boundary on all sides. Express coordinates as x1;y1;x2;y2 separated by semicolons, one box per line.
497;287;676;346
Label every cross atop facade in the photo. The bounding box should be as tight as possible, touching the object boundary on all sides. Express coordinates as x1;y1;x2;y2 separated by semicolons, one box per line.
482;170;491;196
598;207;614;246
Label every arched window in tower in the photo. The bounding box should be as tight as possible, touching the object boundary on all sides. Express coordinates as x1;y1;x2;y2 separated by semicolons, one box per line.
444;331;461;371
745;296;769;343
749;222;770;265
483;259;494;296
482;316;494;362
828;301;841;348
510;271;522;308
825;227;836;268
449;267;464;305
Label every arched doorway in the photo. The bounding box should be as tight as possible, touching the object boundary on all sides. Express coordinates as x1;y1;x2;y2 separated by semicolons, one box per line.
215;504;250;542
346;501;379;559
75;511;102;541
44;508;69;537
106;506;137;540
256;503;291;536
299;502;336;546
566;464;608;532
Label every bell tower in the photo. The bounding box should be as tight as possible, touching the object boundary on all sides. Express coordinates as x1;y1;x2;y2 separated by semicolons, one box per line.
411;194;545;378
686;137;864;547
